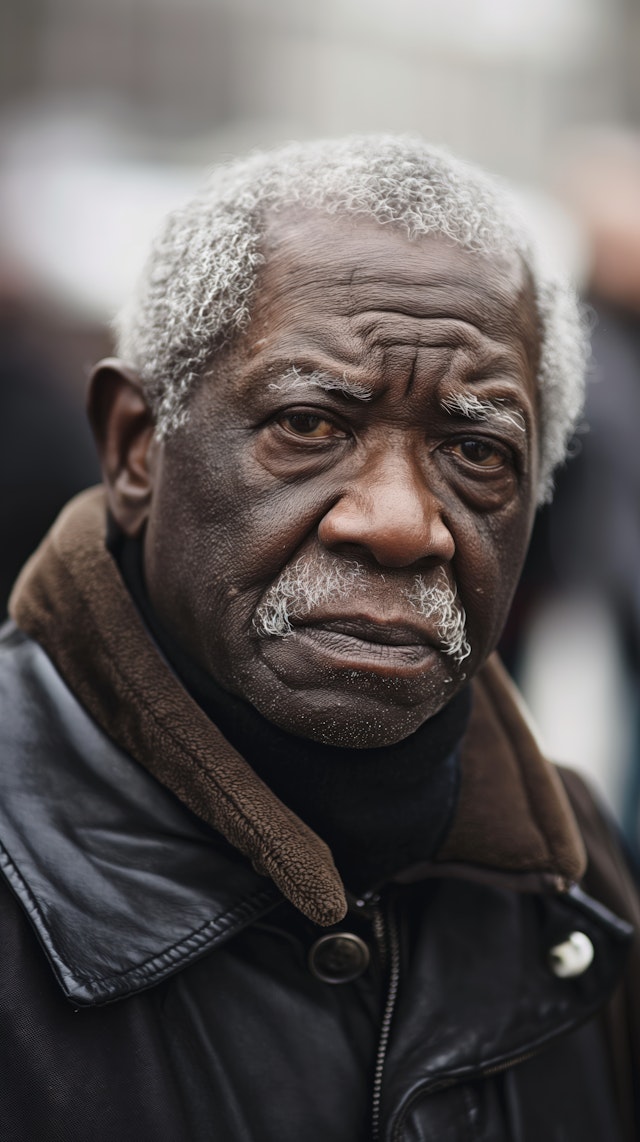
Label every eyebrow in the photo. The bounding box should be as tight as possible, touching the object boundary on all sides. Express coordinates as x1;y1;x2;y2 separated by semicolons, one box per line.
268;367;373;402
441;392;527;433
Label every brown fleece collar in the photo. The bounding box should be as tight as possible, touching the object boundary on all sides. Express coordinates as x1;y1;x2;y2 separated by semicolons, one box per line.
9;488;586;925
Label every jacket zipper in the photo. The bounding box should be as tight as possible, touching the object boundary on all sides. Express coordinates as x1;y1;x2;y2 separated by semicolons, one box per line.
369;894;401;1142
356;891;555;1141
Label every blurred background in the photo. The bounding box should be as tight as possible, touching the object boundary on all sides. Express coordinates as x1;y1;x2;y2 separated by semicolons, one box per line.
2;0;640;845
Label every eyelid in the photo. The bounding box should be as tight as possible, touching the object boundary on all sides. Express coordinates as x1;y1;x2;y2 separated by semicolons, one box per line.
452;420;524;452
443;435;514;471
276;409;348;440
455;442;504;467
269;396;350;420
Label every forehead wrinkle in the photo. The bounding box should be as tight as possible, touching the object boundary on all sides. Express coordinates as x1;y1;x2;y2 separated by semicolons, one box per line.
350;311;525;367
371;334;527;400
377;341;452;397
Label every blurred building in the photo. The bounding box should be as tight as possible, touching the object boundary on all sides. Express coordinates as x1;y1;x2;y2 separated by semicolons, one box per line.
2;1;639;173
2;0;638;314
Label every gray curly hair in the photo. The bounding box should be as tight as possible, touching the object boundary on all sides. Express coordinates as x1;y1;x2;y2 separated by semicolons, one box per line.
115;135;587;503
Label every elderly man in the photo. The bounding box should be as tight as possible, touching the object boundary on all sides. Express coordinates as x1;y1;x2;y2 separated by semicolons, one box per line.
0;137;638;1141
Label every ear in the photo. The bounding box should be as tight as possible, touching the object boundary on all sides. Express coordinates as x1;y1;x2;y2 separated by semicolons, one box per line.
87;358;157;537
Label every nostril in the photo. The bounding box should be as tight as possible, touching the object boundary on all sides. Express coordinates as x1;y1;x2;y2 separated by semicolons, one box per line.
318;491;455;569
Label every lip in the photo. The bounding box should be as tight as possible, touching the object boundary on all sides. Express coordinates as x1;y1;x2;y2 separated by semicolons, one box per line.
286;616;442;679
291;615;435;646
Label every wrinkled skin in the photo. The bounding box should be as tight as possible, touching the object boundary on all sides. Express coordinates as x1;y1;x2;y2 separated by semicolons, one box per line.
90;213;540;747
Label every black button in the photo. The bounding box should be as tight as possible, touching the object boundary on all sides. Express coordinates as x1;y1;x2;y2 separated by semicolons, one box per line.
308;932;371;984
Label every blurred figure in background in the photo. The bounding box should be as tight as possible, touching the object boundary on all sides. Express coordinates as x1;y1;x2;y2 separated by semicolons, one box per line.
507;131;640;854
0;268;101;615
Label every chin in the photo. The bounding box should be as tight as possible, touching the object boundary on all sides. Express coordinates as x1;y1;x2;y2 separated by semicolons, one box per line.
249;686;460;749
294;719;425;749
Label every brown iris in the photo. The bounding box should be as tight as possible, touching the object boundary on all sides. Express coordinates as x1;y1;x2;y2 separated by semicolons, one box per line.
280;412;343;439
451;439;505;468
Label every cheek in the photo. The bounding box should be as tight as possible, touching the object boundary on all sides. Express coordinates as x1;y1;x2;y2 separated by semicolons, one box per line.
454;506;533;652
145;432;336;639
142;434;244;639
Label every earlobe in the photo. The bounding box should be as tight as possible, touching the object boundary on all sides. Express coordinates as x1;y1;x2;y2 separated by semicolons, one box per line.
87;358;157;537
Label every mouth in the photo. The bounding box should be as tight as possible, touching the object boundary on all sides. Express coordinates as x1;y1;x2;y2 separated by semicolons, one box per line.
286;615;442;678
299;616;431;645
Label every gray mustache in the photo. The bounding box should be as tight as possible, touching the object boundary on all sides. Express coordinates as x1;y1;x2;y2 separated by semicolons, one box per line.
254;559;471;666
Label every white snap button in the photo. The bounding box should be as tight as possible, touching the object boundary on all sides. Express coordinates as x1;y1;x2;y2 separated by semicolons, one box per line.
548;931;594;978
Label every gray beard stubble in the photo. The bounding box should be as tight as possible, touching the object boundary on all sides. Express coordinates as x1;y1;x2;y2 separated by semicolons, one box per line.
253;558;471;667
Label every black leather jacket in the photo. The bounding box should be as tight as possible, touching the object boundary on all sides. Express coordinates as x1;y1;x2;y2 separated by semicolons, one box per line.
0;622;635;1141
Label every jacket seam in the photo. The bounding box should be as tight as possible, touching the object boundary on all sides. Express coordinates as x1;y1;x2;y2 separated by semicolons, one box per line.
0;843;73;980
73;881;278;991
0;837;278;991
76;887;280;988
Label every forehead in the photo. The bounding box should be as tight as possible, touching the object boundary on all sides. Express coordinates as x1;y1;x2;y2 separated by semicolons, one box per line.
232;210;540;406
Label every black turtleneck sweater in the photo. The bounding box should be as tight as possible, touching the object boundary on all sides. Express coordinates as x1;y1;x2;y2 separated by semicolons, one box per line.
114;532;470;894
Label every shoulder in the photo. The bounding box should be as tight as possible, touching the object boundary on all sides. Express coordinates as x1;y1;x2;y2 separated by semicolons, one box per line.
556;764;640;1135
556;765;640;925
0;619;63;713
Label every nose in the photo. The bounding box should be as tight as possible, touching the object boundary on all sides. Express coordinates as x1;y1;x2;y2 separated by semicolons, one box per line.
317;453;455;568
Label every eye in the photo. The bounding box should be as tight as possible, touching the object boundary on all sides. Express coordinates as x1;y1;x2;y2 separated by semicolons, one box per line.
449;439;507;469
278;412;345;439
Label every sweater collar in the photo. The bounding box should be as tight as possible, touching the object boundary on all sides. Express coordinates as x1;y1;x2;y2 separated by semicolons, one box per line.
9;488;586;925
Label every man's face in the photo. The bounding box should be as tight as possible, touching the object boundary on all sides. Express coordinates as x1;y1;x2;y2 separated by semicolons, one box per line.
143;213;540;746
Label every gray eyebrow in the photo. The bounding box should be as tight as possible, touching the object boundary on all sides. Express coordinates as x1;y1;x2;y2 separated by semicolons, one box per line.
268;367;373;402
441;392;527;433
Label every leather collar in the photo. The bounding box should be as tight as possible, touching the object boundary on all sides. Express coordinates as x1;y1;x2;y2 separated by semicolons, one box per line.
0;624;281;1005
